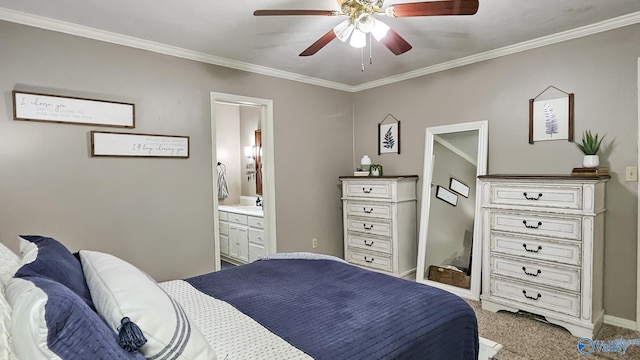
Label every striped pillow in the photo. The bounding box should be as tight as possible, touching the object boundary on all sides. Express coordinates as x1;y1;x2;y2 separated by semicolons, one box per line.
79;250;217;360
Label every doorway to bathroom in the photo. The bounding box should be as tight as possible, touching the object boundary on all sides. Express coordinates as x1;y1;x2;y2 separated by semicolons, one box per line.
210;92;276;271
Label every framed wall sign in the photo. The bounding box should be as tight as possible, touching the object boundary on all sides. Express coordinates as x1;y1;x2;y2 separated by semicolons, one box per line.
378;113;401;154
13;91;135;128
91;131;189;158
436;185;458;206
449;178;470;198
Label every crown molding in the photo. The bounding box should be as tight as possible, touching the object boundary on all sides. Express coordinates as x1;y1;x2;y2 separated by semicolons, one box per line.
1;7;639;93
352;11;640;92
0;7;353;92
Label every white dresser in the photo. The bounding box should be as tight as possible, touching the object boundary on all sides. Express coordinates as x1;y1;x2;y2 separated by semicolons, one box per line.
478;175;609;338
339;176;418;278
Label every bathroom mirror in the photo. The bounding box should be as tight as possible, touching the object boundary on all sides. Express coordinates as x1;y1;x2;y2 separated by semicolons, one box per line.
255;129;262;195
416;120;488;300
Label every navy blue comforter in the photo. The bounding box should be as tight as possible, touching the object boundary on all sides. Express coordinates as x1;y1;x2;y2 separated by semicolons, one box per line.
186;259;478;360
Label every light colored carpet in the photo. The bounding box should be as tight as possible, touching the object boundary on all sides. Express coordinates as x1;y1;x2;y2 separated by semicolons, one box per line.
466;300;640;360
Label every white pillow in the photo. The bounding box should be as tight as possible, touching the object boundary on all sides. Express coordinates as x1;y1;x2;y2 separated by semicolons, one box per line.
0;286;18;360
80;250;217;360
0;242;20;288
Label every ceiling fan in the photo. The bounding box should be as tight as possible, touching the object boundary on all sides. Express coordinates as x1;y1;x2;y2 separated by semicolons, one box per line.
254;0;479;57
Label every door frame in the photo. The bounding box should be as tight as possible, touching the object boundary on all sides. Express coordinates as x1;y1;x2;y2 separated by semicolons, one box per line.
636;57;640;330
210;92;276;270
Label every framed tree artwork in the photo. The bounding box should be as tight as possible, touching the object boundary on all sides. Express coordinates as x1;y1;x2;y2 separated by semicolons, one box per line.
529;86;574;144
378;113;401;154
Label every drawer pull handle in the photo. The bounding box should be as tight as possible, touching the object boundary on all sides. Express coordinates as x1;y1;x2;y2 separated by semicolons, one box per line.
364;240;375;247
523;192;543;200
363;207;374;214
364;256;375;263
522;267;542;277
522;244;542;253
522;290;542;301
362;187;373;193
363;224;374;230
522;220;542;229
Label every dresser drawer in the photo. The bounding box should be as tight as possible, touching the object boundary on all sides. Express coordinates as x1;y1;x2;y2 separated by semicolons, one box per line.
491;255;580;292
227;213;248;225
347;233;392;254
345;201;392;219
344;181;392;199
490;183;582;210
491;232;581;266
248;216;264;229
490;278;580;317
491;211;581;240
219;211;228;221
219;221;229;236
346;217;392;237
348;249;392;272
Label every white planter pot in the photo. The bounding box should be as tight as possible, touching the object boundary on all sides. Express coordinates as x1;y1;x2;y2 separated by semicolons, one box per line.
582;155;599;168
371;169;380;176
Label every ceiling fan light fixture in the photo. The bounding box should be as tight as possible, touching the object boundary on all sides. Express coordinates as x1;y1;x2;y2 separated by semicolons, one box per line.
349;29;367;48
334;19;355;42
371;19;390;41
355;13;375;33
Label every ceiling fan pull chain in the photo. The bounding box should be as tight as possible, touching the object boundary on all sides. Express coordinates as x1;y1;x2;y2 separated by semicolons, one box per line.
360;48;365;72
369;33;373;65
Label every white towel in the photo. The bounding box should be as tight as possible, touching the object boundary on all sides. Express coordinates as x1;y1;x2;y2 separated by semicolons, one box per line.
217;163;229;200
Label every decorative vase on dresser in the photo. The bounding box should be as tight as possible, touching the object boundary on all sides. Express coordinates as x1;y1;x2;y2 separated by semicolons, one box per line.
339;175;418;278
478;174;609;338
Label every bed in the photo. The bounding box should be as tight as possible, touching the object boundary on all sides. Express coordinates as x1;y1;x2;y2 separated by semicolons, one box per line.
0;236;501;360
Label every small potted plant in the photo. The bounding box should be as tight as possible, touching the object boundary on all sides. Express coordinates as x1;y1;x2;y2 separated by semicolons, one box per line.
370;164;383;176
576;130;605;168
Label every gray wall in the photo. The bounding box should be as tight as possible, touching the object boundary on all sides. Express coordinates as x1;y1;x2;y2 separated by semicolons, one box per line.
353;24;640;320
0;20;354;282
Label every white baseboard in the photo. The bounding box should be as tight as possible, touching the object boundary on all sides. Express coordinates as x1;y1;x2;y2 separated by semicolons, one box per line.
604;314;637;330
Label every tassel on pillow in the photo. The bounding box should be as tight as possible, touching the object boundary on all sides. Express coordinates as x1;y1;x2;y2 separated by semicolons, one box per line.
118;317;147;352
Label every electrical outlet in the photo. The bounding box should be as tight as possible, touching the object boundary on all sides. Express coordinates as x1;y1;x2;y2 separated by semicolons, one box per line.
312;238;318;249
626;166;638;182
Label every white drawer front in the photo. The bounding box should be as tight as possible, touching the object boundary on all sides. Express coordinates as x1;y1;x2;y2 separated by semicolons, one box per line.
347;217;392;237
249;243;266;263
228;213;248;225
346;201;392;219
219;221;229;236
345;182;392;199
249;228;265;246
491;211;581;240
347;233;392;254
219;211;228;221
491;256;580;292
348;249;392;272
491;278;580;317
490;183;582;210
491;232;581;266
248;216;264;229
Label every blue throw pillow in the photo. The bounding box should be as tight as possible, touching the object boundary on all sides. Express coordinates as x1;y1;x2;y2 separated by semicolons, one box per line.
15;235;94;309
6;276;146;360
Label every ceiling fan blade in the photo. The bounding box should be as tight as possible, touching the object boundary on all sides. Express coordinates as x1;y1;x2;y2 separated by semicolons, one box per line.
379;28;412;55
299;29;338;56
253;10;338;16
387;0;479;17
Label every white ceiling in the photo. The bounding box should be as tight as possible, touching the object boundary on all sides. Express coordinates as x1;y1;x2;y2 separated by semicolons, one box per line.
1;0;640;91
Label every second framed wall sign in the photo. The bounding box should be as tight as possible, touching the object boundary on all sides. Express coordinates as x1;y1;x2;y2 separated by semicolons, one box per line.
91;131;189;158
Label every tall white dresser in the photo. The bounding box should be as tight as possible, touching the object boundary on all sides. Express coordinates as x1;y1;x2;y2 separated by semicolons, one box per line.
478;175;609;338
339;176;418;278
